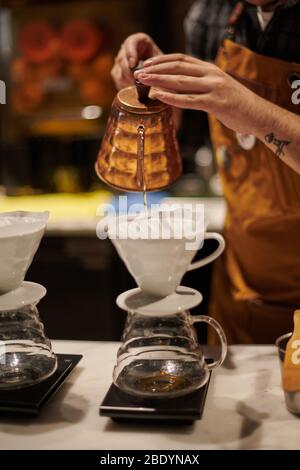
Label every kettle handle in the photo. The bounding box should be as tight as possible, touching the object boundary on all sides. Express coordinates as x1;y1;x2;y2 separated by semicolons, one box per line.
190;315;227;370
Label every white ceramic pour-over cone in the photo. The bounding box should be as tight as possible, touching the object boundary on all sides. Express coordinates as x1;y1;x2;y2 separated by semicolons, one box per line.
0;211;49;294
108;213;225;298
0;211;58;390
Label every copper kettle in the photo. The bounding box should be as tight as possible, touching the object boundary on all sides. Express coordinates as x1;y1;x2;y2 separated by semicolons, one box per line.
95;82;182;192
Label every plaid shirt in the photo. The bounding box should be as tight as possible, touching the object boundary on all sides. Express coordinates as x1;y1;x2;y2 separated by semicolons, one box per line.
184;0;300;63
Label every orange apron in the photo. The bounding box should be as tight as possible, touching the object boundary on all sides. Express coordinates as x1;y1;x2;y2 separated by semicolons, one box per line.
208;36;300;344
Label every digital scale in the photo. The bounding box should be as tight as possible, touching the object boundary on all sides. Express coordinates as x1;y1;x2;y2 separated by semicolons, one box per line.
0;354;82;416
100;367;212;425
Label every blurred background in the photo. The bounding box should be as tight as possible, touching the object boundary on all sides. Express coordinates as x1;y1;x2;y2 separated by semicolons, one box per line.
0;0;224;342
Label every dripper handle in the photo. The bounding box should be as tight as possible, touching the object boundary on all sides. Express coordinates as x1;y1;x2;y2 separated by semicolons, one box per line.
191;315;227;370
187;232;225;271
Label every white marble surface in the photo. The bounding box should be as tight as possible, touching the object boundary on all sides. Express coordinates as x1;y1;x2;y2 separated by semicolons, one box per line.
0;341;299;450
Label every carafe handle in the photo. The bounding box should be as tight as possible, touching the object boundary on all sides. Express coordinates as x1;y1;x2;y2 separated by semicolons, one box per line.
191;315;227;370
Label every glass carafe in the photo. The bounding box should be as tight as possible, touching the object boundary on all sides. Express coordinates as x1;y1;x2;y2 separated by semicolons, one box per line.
0;283;57;390
113;311;227;399
95;85;182;192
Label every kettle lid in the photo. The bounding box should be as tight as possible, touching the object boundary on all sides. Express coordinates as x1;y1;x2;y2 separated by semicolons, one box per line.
117;86;167;114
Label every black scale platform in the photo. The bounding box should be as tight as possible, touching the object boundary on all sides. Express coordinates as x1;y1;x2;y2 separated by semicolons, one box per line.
100;373;211;425
0;354;82;416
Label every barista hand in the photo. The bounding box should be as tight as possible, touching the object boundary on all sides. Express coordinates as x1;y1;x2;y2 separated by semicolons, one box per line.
134;53;257;135
111;33;162;90
135;53;300;175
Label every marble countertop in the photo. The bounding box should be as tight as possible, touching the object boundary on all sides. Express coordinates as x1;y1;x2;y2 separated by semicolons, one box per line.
0;341;299;450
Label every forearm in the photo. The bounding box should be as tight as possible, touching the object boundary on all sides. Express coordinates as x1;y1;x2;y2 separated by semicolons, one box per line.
249;96;300;174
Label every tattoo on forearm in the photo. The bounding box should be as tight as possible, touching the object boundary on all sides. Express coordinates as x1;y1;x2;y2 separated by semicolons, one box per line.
265;132;291;157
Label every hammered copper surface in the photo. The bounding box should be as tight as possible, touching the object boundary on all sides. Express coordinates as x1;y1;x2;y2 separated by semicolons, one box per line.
95;86;182;192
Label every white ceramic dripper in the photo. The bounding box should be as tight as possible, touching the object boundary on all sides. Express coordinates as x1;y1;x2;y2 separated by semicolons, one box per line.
0;210;58;390
0;211;49;294
108;212;225;297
